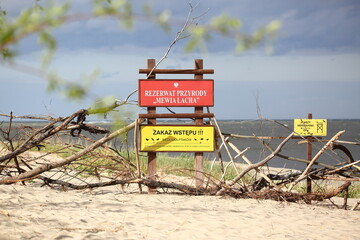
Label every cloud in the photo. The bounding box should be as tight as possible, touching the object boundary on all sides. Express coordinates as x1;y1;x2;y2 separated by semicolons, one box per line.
206;52;360;82
1;0;360;119
5;0;359;54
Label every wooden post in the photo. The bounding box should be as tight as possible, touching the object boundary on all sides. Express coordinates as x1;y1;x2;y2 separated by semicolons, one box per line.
147;59;157;194
306;113;313;193
194;59;204;188
139;58;213;191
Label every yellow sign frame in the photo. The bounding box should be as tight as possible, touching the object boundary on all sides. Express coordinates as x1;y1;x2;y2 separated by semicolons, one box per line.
140;125;215;152
294;119;327;136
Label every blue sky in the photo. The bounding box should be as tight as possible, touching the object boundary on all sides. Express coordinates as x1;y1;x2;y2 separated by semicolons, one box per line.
1;0;360;120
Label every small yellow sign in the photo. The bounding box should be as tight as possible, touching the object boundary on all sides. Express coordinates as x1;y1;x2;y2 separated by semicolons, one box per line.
140;125;215;152
294;119;327;136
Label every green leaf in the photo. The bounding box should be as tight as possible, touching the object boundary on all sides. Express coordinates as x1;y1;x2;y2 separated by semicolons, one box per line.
142;3;153;17
184;37;198;52
64;84;87;100
210;14;241;35
1;48;15;59
38;31;57;68
47;72;63;92
184;26;209;52
266;20;281;33
157;10;171;33
87;95;119;115
118;1;133;30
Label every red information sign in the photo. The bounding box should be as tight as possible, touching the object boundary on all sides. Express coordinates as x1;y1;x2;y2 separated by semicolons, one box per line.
139;79;214;107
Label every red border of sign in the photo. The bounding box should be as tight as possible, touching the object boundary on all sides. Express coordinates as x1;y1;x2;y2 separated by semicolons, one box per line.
139;125;215;152
138;79;214;107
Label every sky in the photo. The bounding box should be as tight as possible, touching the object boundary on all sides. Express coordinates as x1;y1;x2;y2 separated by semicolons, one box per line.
1;0;360;120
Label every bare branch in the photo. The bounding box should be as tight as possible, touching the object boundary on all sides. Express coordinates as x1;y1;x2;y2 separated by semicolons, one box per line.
0;118;144;183
146;2;208;78
288;130;346;190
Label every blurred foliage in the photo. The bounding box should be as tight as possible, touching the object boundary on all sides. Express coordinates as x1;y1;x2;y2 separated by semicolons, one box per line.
0;1;70;61
0;0;281;118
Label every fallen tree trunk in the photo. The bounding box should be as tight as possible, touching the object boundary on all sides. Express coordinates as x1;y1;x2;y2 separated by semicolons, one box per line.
37;175;219;195
36;175;351;205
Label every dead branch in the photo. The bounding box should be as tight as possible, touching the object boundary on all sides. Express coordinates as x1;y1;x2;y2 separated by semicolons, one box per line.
289;130;346;190
275;152;337;170
37;175;136;190
351;201;360;211
212;116;240;178
0;119;143;184
0;113;59;121
223;133;289;140
225;138;277;189
216;133;294;196
0;109;87;163
228;133;293;187
146;1;208;78
246;181;351;203
140;178;218;195
36;175;218;195
252;171;301;191
325;159;360;175
1;112;358;209
316;176;360;182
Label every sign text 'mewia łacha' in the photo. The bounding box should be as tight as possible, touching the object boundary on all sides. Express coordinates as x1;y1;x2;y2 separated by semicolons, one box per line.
138;79;214;107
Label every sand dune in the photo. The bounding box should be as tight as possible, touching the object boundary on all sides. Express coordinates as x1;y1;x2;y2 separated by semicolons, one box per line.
0;183;359;240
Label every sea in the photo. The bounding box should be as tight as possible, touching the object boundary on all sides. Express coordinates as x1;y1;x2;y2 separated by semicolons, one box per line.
214;119;360;170
1;119;359;171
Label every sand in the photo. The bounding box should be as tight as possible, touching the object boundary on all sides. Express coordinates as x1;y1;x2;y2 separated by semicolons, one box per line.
0;183;359;240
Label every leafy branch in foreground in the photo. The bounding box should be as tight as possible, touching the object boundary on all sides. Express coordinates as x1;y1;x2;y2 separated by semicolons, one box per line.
1;0;281;117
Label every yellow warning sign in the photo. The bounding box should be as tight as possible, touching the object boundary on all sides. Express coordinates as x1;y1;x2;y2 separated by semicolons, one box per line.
140;125;215;152
294;119;327;136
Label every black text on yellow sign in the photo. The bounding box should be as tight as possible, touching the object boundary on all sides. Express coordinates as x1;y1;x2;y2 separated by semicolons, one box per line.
140;125;215;152
294;119;327;136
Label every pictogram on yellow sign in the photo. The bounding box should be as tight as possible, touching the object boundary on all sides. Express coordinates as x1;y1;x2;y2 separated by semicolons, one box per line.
140;125;215;152
294;119;327;136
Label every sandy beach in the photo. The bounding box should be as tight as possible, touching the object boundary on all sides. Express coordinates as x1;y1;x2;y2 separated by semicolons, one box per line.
0;182;359;240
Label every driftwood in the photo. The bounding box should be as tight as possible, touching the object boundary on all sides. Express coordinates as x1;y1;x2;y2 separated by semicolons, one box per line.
0;118;143;184
37;175;217;195
226;132;360;146
1;110;359;208
217;132;294;195
35;174;351;205
0;109;87;163
246;181;351;204
226;138;277;189
252;172;301;191
288;130;346;190
351;201;360;211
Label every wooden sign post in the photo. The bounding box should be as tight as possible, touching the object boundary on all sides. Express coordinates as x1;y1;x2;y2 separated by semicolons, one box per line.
194;59;205;188
306;113;313;193
139;59;215;192
146;59;157;194
294;114;327;193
